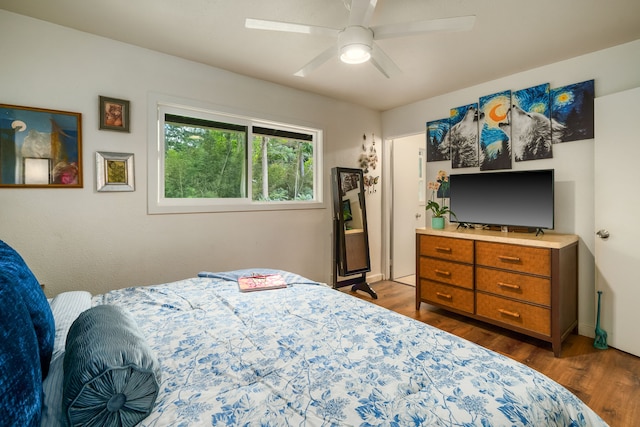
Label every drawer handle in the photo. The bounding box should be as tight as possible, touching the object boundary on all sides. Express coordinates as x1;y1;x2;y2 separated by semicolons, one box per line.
434;269;451;277
436;292;452;300
498;255;521;262
498;308;521;318
435;246;452;253
497;282;521;290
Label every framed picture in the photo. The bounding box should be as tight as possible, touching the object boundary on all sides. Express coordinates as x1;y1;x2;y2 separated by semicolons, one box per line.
99;96;130;132
0;103;82;188
96;151;135;192
341;172;360;194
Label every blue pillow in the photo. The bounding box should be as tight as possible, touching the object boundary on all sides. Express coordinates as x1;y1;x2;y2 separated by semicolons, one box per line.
0;283;42;426
0;240;55;379
63;305;161;427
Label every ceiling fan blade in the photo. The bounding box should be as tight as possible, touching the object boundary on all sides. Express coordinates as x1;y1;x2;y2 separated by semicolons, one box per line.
348;0;378;27
369;42;401;78
245;18;339;37
294;45;338;77
371;15;476;40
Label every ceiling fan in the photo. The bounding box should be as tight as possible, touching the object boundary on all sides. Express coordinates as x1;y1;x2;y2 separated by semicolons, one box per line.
245;0;476;78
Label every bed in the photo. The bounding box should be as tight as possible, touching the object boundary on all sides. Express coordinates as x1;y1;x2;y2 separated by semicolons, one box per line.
0;240;608;426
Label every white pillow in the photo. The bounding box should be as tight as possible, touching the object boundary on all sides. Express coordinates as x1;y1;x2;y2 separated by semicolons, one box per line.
41;354;64;427
42;291;92;427
49;291;92;356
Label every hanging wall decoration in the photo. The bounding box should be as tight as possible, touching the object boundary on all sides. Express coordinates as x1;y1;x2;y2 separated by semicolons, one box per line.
426;118;450;162
0;103;82;187
96;151;135;192
99;96;130;133
511;83;554;161
551;79;595;143
428;79;593;170
449;103;479;168
479;90;512;171
358;133;379;193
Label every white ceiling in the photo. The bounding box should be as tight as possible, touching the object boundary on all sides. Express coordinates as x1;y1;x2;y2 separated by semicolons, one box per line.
2;0;639;111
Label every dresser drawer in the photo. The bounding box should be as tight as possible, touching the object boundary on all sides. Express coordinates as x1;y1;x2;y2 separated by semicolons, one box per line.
419;257;473;289
476;267;550;306
419;235;473;263
476;292;550;336
476;241;550;276
420;279;474;314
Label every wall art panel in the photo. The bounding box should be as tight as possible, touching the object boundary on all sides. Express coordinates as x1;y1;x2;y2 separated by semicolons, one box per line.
479;90;511;170
511;83;553;161
551;79;595;143
426;118;450;162
449;103;479;168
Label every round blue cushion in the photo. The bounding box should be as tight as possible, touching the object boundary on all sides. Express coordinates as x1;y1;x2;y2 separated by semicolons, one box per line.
63;304;161;427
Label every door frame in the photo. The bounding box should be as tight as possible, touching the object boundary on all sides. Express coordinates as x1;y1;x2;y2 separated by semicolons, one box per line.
593;87;640;356
381;131;425;280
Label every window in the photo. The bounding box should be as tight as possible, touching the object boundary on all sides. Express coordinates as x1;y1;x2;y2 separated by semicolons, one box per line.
148;95;323;214
164;114;247;199
251;127;315;202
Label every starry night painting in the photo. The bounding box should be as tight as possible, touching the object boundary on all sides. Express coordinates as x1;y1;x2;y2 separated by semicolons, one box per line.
479;90;511;170
511;83;553;161
449;103;478;168
551;79;595;143
426;118;450;162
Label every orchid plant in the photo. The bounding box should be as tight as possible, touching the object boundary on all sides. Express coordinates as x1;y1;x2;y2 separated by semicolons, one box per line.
426;170;456;219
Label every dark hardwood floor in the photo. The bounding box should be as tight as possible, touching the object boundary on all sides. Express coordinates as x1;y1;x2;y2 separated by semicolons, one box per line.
339;280;640;427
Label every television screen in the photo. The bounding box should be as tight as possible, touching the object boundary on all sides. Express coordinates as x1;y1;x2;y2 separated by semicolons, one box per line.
449;169;554;230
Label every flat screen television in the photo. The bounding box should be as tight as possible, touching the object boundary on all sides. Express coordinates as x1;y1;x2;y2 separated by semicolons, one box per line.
449;169;554;231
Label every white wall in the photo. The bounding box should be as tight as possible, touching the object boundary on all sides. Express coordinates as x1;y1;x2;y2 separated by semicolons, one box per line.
0;10;382;296
3;9;638;334
381;39;640;336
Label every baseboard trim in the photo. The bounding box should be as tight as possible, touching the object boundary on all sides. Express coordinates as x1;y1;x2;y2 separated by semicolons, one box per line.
366;273;384;283
578;322;595;339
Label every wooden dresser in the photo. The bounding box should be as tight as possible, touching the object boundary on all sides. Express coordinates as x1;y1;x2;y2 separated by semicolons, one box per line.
416;226;578;357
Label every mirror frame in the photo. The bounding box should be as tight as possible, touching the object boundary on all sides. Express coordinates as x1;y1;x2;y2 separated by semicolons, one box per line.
331;167;371;276
0;103;83;188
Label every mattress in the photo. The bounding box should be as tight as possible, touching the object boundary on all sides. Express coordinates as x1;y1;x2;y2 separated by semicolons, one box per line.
44;269;607;426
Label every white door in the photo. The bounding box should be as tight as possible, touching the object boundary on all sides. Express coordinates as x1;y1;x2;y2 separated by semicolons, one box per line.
391;134;426;280
594;87;640;357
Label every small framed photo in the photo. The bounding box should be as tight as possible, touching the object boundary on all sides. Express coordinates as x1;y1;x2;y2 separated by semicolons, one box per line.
96;151;134;192
99;96;130;132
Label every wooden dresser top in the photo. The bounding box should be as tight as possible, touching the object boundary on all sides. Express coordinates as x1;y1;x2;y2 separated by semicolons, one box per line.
417;226;578;249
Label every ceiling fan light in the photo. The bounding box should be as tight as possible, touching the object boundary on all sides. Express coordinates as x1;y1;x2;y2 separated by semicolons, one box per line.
340;43;371;64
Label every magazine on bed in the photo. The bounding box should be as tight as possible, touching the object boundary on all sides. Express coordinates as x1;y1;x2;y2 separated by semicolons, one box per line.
237;274;287;292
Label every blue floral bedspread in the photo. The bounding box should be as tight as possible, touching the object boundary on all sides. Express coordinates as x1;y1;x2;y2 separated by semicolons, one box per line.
93;270;607;426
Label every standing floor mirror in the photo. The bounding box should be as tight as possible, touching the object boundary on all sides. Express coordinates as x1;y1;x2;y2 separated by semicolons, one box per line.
331;167;377;299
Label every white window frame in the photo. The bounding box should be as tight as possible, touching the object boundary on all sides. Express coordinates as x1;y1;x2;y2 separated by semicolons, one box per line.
147;93;324;214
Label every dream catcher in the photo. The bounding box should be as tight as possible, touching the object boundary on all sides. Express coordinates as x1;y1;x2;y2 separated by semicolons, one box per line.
358;133;379;193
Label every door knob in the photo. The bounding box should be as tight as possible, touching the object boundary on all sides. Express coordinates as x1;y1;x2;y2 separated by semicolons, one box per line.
415;213;422;219
596;229;610;239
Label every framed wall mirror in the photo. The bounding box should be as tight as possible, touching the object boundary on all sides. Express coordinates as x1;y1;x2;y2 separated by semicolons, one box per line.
0;104;82;188
331;167;376;299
